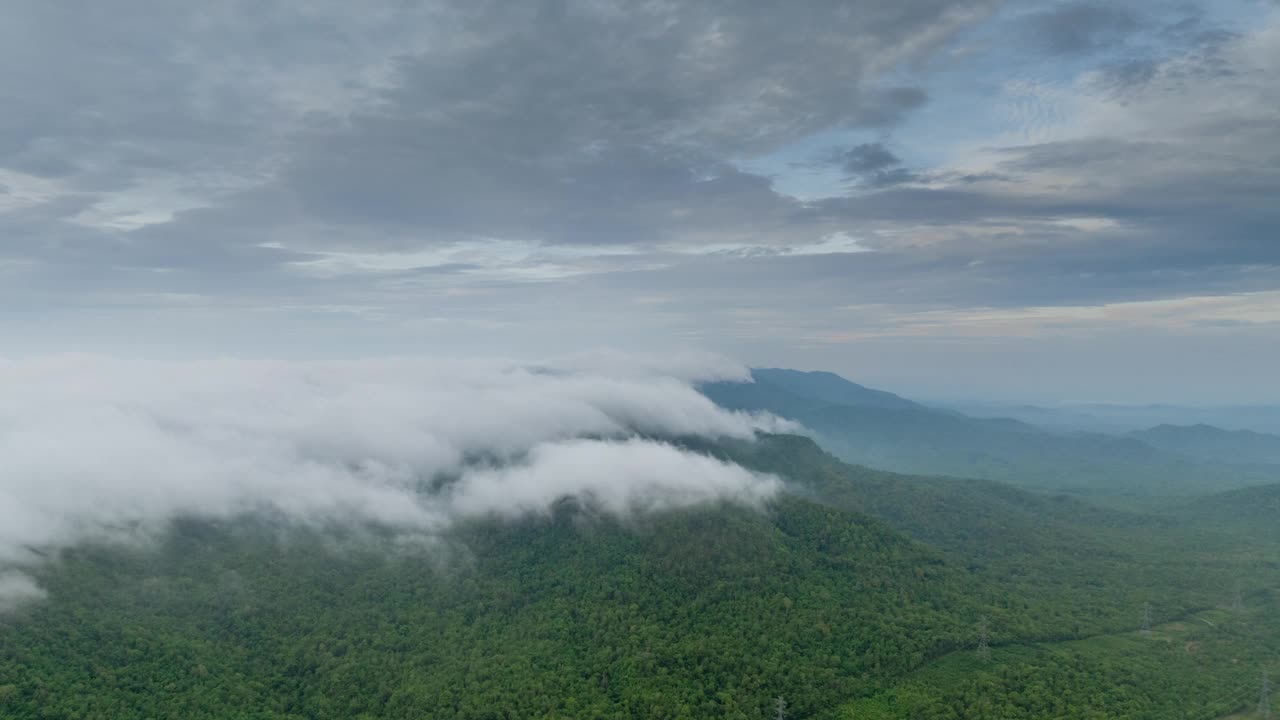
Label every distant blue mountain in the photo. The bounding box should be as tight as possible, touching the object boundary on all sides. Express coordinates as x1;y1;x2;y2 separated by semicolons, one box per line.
748;368;922;410
1131;424;1280;465
946;401;1280;435
701;368;1280;499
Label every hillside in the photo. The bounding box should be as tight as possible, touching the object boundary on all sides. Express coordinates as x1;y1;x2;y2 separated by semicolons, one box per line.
702;370;1280;499
713;435;1249;636
0;492;989;719
3;433;1273;719
1168;482;1280;543
840;600;1280;720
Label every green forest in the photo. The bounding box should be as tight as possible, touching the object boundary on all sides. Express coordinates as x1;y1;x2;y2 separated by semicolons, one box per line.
3;432;1277;719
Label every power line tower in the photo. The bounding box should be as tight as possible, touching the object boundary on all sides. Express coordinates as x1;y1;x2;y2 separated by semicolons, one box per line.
1141;601;1152;635
773;696;787;720
976;616;991;663
1261;667;1272;720
1232;580;1244;611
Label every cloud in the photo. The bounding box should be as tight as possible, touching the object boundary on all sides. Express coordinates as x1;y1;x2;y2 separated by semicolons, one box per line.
0;1;998;276
0;572;45;611
1025;2;1141;55
213;0;974;252
449;439;780;519
782;8;1280;310
0;354;784;609
840;143;902;175
827;142;919;189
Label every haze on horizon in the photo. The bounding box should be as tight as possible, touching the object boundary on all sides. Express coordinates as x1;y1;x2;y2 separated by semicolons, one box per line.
2;1;1278;404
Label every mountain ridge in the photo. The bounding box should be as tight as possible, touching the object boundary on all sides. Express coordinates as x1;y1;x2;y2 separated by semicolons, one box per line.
701;368;1280;498
1130;423;1280;465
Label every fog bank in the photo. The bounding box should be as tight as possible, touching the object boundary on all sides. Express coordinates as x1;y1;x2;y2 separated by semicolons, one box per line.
0;354;787;607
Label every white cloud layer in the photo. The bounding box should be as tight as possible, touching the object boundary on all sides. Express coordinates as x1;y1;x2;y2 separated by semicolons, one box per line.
0;354;785;608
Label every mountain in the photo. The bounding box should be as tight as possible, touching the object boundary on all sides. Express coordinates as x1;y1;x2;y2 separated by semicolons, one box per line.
702;369;1280;499
946;401;1280;435
748;368;922;411
2;432;1271;720
705;369;1035;435
1131;423;1280;465
0;472;996;720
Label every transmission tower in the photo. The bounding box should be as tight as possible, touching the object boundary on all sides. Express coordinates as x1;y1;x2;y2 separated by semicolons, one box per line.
774;696;787;720
976;616;991;662
1261;667;1272;720
1141;601;1152;635
1232;580;1244;611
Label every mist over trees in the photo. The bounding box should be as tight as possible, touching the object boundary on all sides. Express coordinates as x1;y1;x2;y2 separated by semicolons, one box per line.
0;355;786;609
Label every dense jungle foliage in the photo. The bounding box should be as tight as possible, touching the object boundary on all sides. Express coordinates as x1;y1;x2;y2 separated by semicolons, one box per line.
2;434;1277;719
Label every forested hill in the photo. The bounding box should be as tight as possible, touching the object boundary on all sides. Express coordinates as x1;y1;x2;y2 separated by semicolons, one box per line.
0;475;991;719
702;369;1280;498
1167;481;1280;540
708;434;1248;638
3;432;1274;719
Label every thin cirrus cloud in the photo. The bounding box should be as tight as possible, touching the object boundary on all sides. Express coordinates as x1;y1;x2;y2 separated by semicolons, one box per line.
0;353;791;610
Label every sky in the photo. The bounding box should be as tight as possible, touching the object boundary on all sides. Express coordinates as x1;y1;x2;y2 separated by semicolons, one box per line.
2;0;1278;403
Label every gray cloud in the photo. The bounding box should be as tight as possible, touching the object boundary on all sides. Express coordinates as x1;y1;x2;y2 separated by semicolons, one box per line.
1026;2;1141;55
841;143;901;174
0;0;1008;333
1073;4;1244;91
827;142;921;188
3;1;993;258
256;2;969;250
